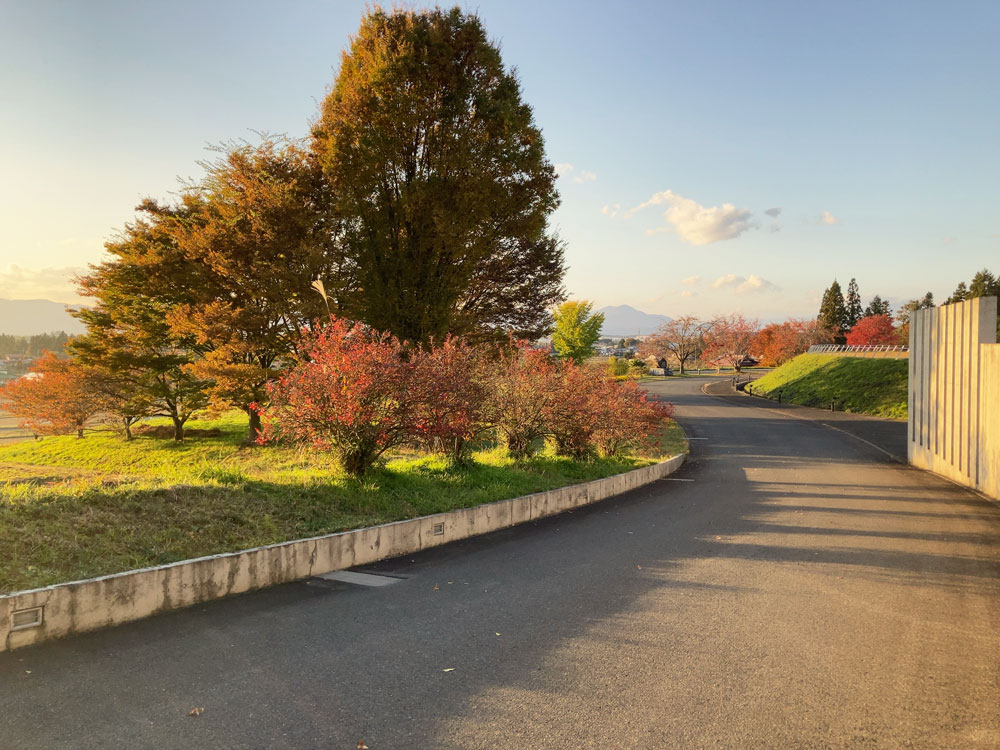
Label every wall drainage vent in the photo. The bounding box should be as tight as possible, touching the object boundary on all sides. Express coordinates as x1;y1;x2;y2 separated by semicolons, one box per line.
11;607;44;631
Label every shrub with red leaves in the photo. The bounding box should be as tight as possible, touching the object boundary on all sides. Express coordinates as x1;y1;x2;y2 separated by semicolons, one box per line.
592;378;674;457
258;318;422;476
410;336;490;464
546;361;674;459
260;319;677;474
545;362;609;458
484;345;560;461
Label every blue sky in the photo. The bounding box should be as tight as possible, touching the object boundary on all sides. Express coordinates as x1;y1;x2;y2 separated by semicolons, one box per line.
1;0;997;321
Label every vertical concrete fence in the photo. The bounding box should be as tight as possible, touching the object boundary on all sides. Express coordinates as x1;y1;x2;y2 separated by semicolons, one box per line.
908;296;999;499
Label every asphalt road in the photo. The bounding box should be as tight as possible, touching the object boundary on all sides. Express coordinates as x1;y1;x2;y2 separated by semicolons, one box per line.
2;377;999;749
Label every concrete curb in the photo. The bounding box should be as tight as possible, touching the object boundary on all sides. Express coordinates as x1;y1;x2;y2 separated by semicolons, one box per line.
0;453;686;652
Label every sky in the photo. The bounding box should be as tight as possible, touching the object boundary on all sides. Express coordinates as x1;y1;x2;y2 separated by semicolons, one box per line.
1;0;997;321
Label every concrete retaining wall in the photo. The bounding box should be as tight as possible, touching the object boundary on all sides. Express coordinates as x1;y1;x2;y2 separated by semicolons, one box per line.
908;296;998;497
0;453;685;652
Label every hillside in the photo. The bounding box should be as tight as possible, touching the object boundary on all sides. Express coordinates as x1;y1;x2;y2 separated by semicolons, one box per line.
748;353;908;419
0;299;86;336
597;304;671;337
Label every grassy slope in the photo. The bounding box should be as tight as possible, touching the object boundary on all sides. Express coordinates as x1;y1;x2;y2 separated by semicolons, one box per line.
748;354;908;419
0;413;686;593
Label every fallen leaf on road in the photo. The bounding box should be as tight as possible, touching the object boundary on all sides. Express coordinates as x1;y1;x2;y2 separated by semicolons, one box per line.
433;584;439;591
442;668;455;672
496;632;501;636
357;741;369;749
188;707;204;717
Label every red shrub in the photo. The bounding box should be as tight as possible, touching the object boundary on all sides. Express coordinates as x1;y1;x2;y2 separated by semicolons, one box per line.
258;318;421;475
410;336;490;463
546;362;675;459
592;379;674;457
485;345;560;460
546;363;610;458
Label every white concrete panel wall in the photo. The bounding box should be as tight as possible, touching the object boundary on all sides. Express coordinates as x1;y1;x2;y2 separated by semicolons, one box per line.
908;296;997;496
979;344;1000;501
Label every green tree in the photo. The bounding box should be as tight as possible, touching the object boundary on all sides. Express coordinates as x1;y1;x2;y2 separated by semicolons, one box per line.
945;281;970;304
551;300;604;364
818;280;848;343
863;294;892;318
312;7;565;345
72;201;210;441
845;278;863;328
969;268;999;298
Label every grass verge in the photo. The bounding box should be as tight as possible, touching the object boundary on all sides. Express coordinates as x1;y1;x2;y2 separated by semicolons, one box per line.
747;354;907;419
0;414;685;593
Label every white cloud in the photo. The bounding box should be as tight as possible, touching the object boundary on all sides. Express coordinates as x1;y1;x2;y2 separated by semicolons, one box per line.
573;170;596;184
0;265;88;303
681;275;701;286
821;210;839;225
554;163;574;177
681;290;696;298
601;203;621;217
764;207;782;218
769;222;782;233
712;273;780;294
626;189;756;245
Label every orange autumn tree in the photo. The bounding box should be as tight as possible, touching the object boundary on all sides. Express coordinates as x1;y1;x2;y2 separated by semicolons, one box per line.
0;352;102;438
755;319;834;366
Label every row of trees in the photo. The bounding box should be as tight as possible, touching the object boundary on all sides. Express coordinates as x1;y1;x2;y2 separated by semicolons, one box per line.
30;8;565;443
638;314;772;372
820;268;999;346
818;278;893;343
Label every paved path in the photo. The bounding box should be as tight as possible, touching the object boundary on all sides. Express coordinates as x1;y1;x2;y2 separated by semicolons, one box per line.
2;378;999;748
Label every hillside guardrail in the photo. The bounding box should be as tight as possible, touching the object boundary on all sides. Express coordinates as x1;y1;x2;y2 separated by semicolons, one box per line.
807;344;909;359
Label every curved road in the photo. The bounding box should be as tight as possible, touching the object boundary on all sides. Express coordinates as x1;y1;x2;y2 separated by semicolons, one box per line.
2;377;999;748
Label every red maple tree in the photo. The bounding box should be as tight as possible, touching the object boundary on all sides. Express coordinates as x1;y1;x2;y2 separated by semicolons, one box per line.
845;315;897;346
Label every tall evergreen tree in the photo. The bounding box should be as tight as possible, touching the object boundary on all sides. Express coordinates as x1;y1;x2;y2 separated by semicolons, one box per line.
845;278;863;328
864;294;892;318
946;281;970;304
312;7;565;345
969;268;999;298
818;280;848;343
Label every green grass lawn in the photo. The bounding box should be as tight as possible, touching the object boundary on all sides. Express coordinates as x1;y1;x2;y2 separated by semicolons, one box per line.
0;413;687;594
747;354;908;419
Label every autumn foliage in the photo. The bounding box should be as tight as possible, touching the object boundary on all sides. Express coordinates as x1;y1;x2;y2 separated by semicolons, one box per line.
545;363;673;459
754;319;834;367
259;318;674;475
0;353;101;438
845;315;897;346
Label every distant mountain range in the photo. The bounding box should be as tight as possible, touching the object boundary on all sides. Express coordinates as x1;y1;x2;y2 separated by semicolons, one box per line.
0;299;87;337
596;305;672;337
